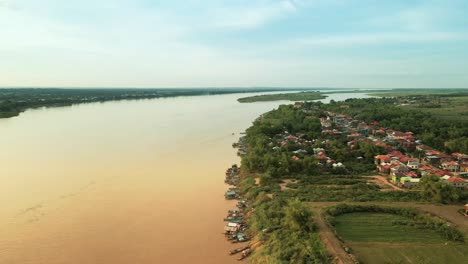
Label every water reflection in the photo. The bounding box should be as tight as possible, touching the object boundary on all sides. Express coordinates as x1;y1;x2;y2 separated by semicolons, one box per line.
0;91;373;263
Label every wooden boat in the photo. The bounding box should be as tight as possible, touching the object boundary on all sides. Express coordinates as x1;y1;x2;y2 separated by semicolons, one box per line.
231;233;250;243
228;209;241;214
223;217;244;223
229;245;250;255
237;249;252;260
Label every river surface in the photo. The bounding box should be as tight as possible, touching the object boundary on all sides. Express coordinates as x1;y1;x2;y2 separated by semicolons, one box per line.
0;91;373;264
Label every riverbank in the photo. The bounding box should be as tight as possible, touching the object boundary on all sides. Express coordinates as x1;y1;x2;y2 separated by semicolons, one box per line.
0;87;307;118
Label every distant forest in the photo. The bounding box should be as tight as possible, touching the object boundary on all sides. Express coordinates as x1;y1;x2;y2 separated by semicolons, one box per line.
0;88;302;118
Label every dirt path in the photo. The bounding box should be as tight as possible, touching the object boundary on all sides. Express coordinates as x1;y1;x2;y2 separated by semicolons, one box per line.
279;179;296;191
310;205;355;264
368;175;405;191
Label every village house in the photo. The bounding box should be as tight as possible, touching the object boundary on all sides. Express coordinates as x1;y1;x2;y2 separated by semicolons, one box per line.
462;165;468;173
386;131;414;141
293;102;303;108
447;177;468;189
452;152;468;163
316;155;328;165
435;170;452;177
375;155;392;165
388;150;410;164
347;132;362;139
407;160;420;170
400;177;420;188
293;149;308;155
404;171;418;178
441;161;460;172
391;165;410;184
424;155;441;166
374;141;393;152
320;117;332;128
378;164;391;174
333;114;347;126
442;175;451;181
332;162;345;168
416;145;433;153
285;135;298;142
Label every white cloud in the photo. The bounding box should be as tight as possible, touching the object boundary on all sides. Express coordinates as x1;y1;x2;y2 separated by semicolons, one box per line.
210;1;297;30
368;4;457;32
0;0;467;88
290;32;466;47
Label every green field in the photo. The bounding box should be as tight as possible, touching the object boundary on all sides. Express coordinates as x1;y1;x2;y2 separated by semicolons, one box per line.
402;96;468;121
237;91;327;103
348;242;468;264
367;88;468;97
334;212;468;263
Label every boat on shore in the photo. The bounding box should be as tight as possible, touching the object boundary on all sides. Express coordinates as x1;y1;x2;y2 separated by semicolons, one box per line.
222;162;253;260
237;249;252;261
229;245;250;255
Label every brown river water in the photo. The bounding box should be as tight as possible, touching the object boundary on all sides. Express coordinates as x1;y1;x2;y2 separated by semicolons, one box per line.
0;92;372;264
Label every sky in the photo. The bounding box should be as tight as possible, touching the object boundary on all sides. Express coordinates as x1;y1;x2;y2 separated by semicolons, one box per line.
1;0;468;88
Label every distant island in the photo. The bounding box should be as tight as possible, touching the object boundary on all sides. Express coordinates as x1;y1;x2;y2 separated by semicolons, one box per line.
238;91;327;103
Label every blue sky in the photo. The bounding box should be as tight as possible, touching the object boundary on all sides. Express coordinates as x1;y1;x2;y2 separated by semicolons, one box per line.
1;0;467;88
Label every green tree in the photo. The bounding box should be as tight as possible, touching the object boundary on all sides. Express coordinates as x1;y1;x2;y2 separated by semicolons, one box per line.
419;175;460;203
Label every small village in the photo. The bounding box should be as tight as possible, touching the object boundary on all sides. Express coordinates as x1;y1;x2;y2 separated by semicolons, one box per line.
319;109;468;190
257;101;468;191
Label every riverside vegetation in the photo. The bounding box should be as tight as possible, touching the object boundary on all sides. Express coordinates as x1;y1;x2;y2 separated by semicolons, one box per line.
0;87;299;118
238;91;327;103
234;94;468;263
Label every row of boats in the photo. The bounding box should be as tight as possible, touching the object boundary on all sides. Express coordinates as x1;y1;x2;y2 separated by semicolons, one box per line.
223;164;252;261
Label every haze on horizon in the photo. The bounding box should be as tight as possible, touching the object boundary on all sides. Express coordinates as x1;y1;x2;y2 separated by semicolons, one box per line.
1;0;468;88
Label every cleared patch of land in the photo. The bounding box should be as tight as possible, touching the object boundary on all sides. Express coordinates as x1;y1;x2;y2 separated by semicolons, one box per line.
237;91;327;103
367;175;406;192
279;179;296;191
334;212;468;264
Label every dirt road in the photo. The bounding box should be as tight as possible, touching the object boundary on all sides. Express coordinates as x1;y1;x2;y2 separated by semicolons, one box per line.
310;205;355;264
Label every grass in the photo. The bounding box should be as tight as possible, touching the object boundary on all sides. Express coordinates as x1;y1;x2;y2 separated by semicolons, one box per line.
367;88;468;97
334;212;468;264
237;91;327;103
349;242;468;264
334;213;445;243
365;89;468;121
401;96;468;122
